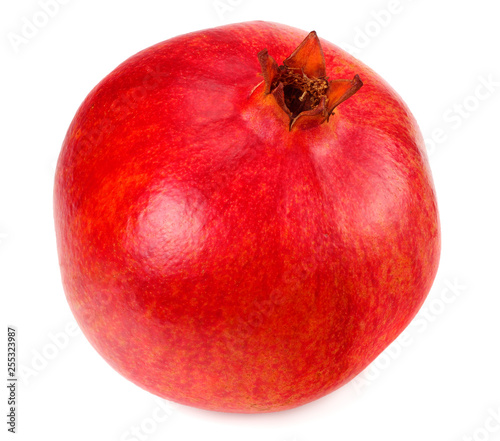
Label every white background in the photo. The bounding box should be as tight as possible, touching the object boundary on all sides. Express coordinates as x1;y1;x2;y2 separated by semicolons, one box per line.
1;0;500;440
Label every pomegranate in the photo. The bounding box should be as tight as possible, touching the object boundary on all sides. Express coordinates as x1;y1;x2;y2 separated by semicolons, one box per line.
54;21;440;413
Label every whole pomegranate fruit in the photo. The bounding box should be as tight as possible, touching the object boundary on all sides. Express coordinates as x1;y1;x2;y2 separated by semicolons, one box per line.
54;21;440;413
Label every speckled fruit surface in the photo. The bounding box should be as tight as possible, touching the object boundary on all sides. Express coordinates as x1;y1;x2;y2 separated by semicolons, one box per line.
54;21;440;413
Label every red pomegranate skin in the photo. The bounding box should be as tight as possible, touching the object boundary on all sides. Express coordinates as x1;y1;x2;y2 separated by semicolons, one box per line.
54;21;440;413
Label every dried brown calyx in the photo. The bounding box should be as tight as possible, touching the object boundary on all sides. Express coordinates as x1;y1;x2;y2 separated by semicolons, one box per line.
258;31;363;130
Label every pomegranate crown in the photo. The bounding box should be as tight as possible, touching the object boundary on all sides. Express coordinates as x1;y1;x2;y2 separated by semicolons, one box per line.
257;31;362;130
